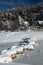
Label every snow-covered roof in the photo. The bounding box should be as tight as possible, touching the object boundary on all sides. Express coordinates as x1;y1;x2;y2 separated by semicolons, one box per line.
38;20;43;24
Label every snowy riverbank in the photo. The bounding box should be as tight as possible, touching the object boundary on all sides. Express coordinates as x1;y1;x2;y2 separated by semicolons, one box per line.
0;31;43;43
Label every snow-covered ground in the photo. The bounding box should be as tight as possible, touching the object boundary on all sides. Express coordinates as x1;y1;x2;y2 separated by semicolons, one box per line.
0;31;43;43
0;31;43;65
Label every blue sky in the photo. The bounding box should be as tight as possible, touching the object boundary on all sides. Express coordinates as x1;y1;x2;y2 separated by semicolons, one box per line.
0;0;43;10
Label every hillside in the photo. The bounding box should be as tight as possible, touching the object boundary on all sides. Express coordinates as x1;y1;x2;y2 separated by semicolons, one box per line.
0;2;43;31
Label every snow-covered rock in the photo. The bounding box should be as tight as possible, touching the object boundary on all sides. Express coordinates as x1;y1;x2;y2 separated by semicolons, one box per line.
11;46;17;50
0;56;12;63
29;41;36;47
1;49;7;54
27;44;34;50
23;44;34;50
16;46;24;54
5;49;17;56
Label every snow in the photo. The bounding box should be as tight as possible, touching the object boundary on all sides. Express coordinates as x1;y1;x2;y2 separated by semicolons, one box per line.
27;44;34;49
1;49;7;54
1;46;17;55
29;41;36;45
10;46;17;50
38;21;43;24
6;49;17;56
16;46;23;52
0;56;12;63
0;31;43;43
23;45;28;49
0;31;43;63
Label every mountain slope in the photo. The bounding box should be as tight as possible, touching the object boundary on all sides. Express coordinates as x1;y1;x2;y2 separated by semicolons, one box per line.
0;2;43;31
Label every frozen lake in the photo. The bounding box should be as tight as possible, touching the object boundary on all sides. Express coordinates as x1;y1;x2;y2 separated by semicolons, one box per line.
0;31;43;65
